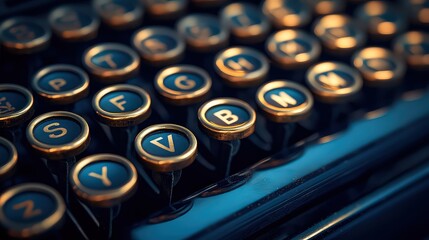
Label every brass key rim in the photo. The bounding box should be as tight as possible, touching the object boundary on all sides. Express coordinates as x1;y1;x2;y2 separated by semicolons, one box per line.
155;65;212;105
93;0;143;29
0;84;34;128
266;29;321;68
306;61;363;101
0;137;18;178
198;98;256;141
70;154;138;207
32;64;90;104
256;80;314;123
143;0;187;17
0;183;66;238
83;43;140;82
0;17;51;54
262;0;312;28
26;111;90;160
48;5;100;41
394;31;429;69
214;47;269;87
93;84;151;127
135;124;198;172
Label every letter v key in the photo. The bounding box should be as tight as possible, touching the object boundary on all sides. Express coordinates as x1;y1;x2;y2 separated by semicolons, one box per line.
150;134;175;152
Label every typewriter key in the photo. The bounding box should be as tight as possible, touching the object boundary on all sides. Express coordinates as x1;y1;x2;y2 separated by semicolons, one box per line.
394;31;429;69
313;14;366;54
266;29;321;69
94;0;143;30
142;0;187;19
70;154;137;238
262;0;312;29
135;124;197;200
306;62;363;141
353;47;405;87
132;26;185;66
49;5;100;42
93;84;151;158
256;80;313;152
26;111;90;201
198;98;255;176
307;0;345;15
177;14;228;52
220;3;270;43
214;47;269;87
0;183;66;238
0;137;18;179
0;84;34;129
0;17;51;54
32;64;90;105
403;0;429;25
355;1;406;39
83;43;140;83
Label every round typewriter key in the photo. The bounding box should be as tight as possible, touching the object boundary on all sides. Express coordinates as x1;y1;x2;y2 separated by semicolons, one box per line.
0;84;34;129
177;14;228;52
313;14;366;54
198;98;255;176
352;47;405;86
155;65;211;105
256;81;313;123
32;64;89;105
394;31;429;69
266;29;321;69
0;183;66;238
306;62;363;102
132;26;185;66
307;0;345;15
355;1;406;39
94;0;143;29
262;0;312;29
142;0;187;19
0;17;51;54
71;154;137;207
49;5;100;41
220;3;270;43
214;47;269;87
93;84;151;127
135;124;197;201
135;124;197;172
83;43;140;83
256;80;313;152
26;111;90;160
0;137;17;179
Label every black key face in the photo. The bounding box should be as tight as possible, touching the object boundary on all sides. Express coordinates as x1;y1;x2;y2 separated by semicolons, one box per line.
0;84;34;128
0;184;65;238
135;124;197;172
0;17;51;54
26;111;90;159
70;154;137;207
49;6;99;41
32;65;89;104
0;137;17;178
93;84;151;127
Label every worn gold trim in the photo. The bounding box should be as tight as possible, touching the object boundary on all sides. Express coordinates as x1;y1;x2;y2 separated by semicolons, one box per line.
70;154;138;207
26;111;90;159
256;80;313;123
154;65;212;105
135;124;197;172
93;0;143;29
0;84;34;128
0;137;17;178
92;84;151;127
0;183;66;238
83;43;140;83
32;64;90;105
198;98;256;141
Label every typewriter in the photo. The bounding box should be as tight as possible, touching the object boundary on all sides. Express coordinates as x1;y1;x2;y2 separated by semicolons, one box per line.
0;0;429;239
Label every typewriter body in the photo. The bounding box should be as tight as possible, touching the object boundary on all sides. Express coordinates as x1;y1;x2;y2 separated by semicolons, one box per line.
0;0;429;239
